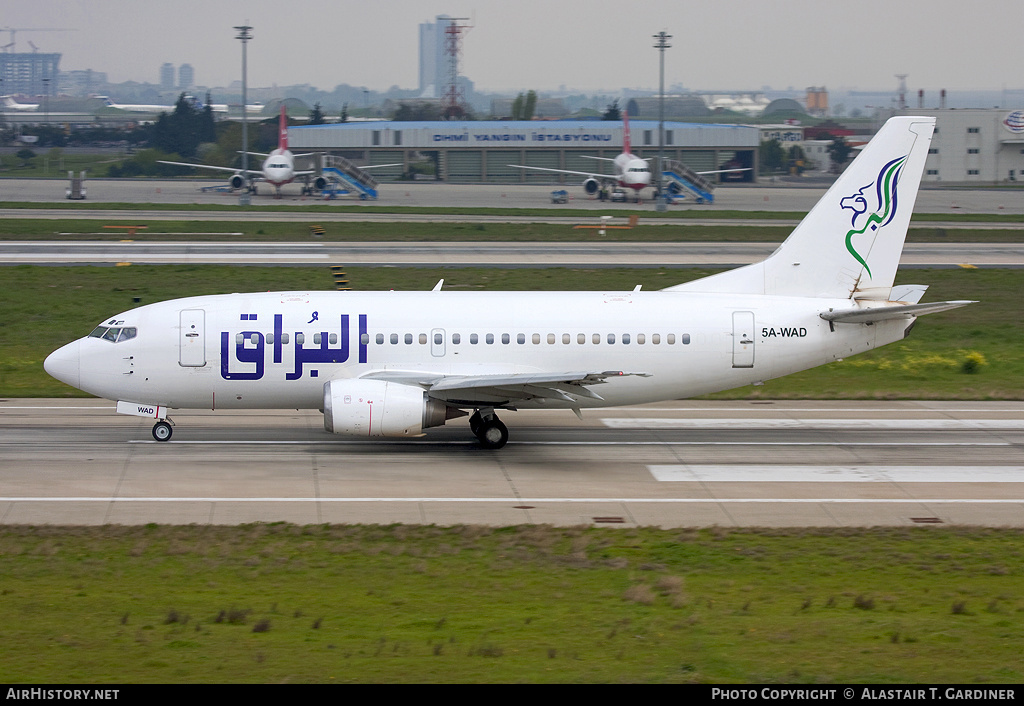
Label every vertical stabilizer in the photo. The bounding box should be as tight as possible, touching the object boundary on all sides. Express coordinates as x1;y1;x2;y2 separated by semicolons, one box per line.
278;105;289;152
666;116;935;299
622;110;632;156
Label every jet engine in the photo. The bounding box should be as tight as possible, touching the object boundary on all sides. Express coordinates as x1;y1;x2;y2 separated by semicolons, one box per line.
313;175;328;191
323;378;460;437
583;177;601;195
229;173;246;190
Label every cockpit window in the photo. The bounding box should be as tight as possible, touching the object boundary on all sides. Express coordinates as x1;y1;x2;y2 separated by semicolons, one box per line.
88;326;137;343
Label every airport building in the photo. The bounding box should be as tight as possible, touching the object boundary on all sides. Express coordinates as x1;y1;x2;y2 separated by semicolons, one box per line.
288;119;759;183
893;108;1024;183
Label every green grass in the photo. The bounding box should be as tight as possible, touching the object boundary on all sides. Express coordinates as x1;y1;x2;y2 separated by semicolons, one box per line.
2;196;1024;223
1;524;1022;683
1;265;1018;399
1;217;1022;243
0;153;133;179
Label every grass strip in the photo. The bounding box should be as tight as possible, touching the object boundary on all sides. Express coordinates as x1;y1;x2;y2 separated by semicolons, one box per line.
1;524;1022;683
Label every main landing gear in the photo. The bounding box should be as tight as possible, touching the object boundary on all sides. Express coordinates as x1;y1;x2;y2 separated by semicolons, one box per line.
469;409;509;450
152;419;174;442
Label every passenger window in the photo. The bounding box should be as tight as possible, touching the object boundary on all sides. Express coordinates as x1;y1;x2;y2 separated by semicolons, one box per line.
652;334;661;344
682;333;691;344
607;333;615;344
577;333;585;344
329;333;338;345
517;333;525;344
405;333;413;344
391;333;398;344
547;333;555;344
313;333;322;345
532;334;540;344
452;333;461;344
376;334;384;345
281;333;289;344
470;334;479;344
637;333;645;344
236;333;244;344
361;333;370;345
562;334;570;344
667;334;676;344
501;333;510;344
486;334;494;344
266;334;275;345
434;333;443;345
296;333;305;345
419;333;427;344
622;334;631;344
593;333;600;344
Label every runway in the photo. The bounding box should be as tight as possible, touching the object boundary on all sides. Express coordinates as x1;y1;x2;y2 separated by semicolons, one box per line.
2;240;1020;267
3;399;1022;528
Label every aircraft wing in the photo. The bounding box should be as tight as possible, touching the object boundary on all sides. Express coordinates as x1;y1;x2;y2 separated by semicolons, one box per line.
507;164;616;181
157;160;245;174
361;369;651;405
820;300;976;324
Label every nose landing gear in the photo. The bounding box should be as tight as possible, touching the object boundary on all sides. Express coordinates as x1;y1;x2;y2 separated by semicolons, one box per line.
152;419;174;442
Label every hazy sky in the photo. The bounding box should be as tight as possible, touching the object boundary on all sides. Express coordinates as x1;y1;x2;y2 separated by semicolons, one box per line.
5;0;1022;94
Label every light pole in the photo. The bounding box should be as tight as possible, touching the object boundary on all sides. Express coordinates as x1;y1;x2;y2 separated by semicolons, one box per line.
234;23;252;206
653;31;672;212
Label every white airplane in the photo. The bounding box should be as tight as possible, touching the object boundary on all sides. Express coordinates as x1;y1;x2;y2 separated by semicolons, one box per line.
98;97;176;113
508;112;746;202
509;112;653;201
2;95;39;112
158;105;323;198
45;116;973;449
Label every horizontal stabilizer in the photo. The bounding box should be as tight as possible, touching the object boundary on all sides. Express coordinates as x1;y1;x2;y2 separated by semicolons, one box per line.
820;300;976;324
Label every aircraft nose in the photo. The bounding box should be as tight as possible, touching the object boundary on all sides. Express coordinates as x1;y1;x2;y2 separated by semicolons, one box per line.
44;340;81;389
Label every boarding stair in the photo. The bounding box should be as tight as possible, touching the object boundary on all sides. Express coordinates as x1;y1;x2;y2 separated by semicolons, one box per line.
661;159;716;204
320;155;380;200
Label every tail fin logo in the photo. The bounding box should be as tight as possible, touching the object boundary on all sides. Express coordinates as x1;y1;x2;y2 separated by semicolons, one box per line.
841;155;906;278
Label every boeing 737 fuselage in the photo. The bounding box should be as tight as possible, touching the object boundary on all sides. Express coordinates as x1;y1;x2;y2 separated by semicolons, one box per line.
46;117;973;449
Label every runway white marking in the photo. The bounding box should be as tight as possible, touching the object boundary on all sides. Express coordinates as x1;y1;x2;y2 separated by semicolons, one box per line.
2;497;1023;504
120;440;1008;447
603;418;1024;430
648;465;1024;483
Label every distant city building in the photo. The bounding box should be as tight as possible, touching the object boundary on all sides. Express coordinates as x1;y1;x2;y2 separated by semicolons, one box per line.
160;63;175;90
894;108;1024;183
418;15;452;99
178;64;194;90
805;87;829;117
0;52;60;97
60;69;107;96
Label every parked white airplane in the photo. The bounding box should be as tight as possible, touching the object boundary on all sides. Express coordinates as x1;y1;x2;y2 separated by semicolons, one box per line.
158;106;322;197
45;116;972;449
508;112;745;202
2;95;39;112
98;97;176;113
509;112;653;200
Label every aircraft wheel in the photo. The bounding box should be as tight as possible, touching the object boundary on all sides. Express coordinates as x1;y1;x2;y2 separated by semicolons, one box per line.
469;411;482;436
152;421;173;442
477;419;508;450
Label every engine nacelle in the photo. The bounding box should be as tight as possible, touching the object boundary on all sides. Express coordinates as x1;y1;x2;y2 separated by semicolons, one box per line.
313;176;328;191
323;378;452;437
583;177;601;195
229;173;246;190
